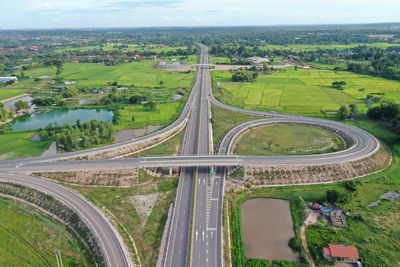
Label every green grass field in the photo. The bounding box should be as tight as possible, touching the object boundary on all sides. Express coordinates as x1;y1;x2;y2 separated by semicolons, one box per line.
211;104;262;145
0;197;92;266
0;88;28;101
235;124;345;156
114;102;183;131
59;62;193;89
213;68;400;117
0;131;50;160
7;61;194;94
262;42;400;51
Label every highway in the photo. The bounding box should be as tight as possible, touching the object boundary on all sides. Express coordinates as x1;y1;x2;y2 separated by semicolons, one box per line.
190;44;222;267
0;44;381;267
164;44;206;267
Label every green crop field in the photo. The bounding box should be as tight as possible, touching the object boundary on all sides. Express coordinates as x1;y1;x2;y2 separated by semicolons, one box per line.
0;131;50;160
59;62;193;88
213;68;400;117
262;42;400;51
0;197;92;266
0;88;28;101
235;124;345;156
8;61;194;93
114;102;183;131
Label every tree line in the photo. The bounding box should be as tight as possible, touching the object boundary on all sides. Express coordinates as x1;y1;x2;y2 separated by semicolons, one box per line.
38;120;114;152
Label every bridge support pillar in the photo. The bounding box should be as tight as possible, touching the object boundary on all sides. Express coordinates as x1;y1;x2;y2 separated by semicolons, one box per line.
169;167;173;176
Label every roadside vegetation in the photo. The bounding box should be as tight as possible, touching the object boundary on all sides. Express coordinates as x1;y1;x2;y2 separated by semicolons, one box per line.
130;130;184;158
0;197;93;266
74;176;178;267
211;104;262;149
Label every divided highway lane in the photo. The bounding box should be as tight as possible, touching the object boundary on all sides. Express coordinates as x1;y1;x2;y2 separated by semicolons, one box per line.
191;44;222;267
164;44;207;267
0;172;132;267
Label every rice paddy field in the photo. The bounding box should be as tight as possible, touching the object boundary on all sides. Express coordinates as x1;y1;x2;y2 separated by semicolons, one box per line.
19;62;194;89
0;88;28;101
0;197;92;266
213;68;400;117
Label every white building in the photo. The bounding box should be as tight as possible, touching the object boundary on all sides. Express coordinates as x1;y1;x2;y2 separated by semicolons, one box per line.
0;77;18;84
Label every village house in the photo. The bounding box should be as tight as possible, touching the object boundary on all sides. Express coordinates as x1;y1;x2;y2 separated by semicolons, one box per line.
323;244;360;264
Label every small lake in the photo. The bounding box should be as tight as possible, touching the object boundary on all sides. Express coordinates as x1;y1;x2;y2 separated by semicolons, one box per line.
10;108;113;131
241;198;298;261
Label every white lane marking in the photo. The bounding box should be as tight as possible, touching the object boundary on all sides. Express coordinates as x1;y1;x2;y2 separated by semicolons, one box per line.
202;231;205;242
195;230;198;242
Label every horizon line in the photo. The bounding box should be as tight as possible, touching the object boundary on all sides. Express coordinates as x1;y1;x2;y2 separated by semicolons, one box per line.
1;21;400;31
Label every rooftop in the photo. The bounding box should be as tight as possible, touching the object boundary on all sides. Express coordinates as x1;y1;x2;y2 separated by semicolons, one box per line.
323;244;359;260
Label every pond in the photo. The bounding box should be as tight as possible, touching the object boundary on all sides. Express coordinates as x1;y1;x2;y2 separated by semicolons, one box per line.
10;108;113;131
241;198;298;261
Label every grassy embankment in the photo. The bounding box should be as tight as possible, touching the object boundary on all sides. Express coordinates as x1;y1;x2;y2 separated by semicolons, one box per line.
74;177;178;267
0;197;93;266
234;124;346;156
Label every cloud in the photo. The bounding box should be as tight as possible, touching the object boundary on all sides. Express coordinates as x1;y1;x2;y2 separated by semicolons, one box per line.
104;0;183;11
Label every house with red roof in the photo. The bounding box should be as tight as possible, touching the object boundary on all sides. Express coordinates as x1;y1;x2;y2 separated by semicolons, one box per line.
323;244;359;263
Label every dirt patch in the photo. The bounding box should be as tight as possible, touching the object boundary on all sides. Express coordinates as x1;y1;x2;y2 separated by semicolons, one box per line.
241;198;298;261
130;193;160;227
34;169;140;186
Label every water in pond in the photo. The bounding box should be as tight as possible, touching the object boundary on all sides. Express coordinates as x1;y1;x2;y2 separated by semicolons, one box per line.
241;198;298;261
10;109;113;131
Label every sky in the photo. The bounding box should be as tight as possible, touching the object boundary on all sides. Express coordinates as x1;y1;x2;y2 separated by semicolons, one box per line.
1;0;400;29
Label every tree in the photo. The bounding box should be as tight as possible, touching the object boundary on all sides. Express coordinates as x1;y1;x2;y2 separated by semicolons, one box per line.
332;81;347;90
0;124;11;135
326;190;340;204
159;80;164;88
15;100;29;111
143;101;157;111
367;101;399;120
349;104;359;119
129;95;147;104
231;69;258;82
131;115;135;123
338;104;349;120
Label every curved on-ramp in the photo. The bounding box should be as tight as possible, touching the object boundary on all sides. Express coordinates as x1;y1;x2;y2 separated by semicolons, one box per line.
0;172;132;267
